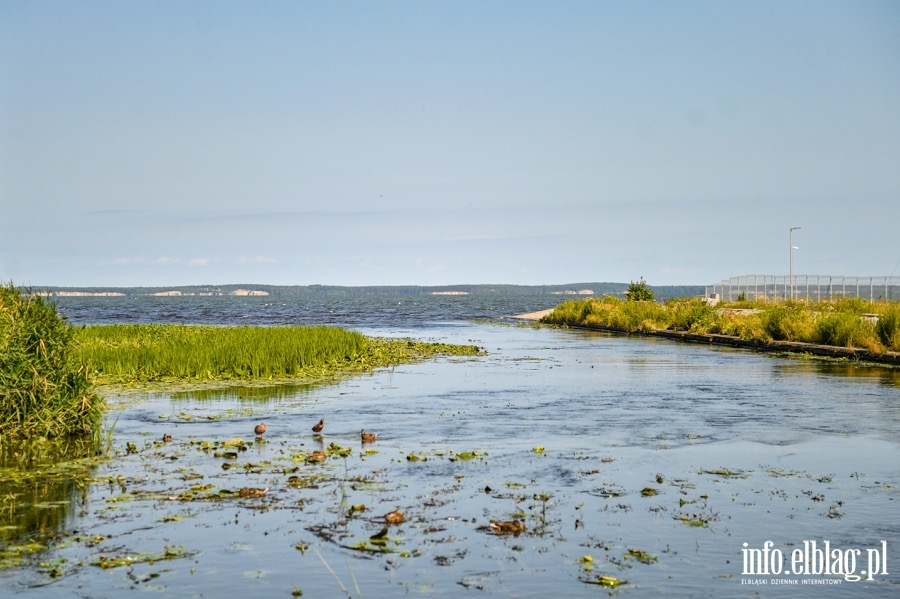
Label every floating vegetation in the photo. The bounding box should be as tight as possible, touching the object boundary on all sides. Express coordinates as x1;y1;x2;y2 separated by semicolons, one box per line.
675;513;712;527
766;467;805;478
532;446;545;454
449;450;484;461
590;485;626;498
93;545;194;569
625;548;658;564
701;467;751;479
640;487;659;496
581;574;625;588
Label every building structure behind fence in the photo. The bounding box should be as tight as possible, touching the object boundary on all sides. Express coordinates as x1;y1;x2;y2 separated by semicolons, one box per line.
706;275;900;302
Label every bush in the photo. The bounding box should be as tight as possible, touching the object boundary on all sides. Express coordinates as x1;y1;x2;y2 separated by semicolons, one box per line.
625;278;655;302
0;283;102;437
876;305;900;352
760;303;816;342
815;312;881;352
666;299;715;332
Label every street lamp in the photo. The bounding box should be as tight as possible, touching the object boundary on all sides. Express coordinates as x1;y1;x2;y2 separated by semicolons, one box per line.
789;226;801;300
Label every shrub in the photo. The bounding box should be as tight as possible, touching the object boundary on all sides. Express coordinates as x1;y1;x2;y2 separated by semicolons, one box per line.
815;312;881;352
0;283;102;437
875;305;900;352
625;278;655;302
666;299;715;332
760;303;816;342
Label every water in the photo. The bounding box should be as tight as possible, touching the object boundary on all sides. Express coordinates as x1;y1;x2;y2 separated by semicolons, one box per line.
2;294;899;597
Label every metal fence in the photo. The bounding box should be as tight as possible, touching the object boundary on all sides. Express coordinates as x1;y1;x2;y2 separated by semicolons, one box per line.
706;275;900;302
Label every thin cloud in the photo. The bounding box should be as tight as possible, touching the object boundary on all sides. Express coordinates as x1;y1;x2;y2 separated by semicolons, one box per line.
100;256;211;267
238;255;278;265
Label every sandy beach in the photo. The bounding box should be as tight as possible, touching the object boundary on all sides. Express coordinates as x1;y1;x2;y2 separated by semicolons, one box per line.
511;308;554;320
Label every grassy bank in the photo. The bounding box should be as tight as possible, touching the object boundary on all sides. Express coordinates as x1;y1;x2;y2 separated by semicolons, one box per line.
543;296;900;354
73;324;483;386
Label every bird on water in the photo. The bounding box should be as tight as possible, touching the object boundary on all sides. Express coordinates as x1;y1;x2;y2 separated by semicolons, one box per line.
360;429;377;442
254;423;267;436
312;418;325;433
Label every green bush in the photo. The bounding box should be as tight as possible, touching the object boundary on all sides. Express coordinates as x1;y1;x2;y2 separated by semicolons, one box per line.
814;312;880;351
625;279;655;302
760;303;816;342
666;299;715;332
876;305;900;352
0;283;102;437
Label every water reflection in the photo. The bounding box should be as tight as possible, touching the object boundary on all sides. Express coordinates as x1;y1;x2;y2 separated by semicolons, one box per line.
167;381;328;402
775;361;900;385
0;436;99;568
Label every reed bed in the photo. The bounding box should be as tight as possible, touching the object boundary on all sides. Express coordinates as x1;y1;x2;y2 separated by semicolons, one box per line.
73;324;482;385
544;296;900;354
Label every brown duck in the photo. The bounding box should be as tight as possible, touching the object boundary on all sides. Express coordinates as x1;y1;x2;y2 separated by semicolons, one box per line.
254;423;267;436
312;418;325;434
383;508;405;524
306;450;327;463
489;520;526;535
238;487;269;498
360;429;377;443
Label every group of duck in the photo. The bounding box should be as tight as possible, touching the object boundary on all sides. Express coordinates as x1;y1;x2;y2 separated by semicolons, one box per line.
253;417;377;443
247;416;523;534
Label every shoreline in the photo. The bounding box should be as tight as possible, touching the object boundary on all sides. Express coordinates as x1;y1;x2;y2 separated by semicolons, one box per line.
511;310;900;366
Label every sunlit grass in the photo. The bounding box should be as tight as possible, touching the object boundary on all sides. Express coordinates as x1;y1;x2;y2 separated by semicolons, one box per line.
73;324;483;385
544;296;900;353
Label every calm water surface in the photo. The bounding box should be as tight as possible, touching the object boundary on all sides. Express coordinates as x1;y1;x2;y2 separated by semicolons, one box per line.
2;295;898;597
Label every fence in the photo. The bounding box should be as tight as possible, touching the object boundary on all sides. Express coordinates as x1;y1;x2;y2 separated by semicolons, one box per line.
706;275;900;302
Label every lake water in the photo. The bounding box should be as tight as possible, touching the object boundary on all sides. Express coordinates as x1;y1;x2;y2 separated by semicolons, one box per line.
2;294;899;597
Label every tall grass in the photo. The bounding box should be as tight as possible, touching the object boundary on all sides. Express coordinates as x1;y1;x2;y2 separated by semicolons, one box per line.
74;324;368;382
875;305;900;352
543;295;900;354
73;324;482;384
1;283;103;438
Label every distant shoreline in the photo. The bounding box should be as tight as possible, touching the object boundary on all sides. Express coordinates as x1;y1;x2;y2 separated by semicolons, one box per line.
29;283;706;300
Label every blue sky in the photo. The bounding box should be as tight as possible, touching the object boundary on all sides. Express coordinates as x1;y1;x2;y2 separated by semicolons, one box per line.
2;1;899;287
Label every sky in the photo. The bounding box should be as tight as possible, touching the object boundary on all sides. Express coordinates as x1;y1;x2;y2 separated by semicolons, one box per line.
2;1;899;288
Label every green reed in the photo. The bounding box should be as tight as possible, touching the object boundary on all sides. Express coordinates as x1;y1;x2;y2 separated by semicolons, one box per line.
73;324;482;385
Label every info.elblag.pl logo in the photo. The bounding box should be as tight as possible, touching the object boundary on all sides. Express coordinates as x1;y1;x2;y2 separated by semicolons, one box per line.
741;540;889;584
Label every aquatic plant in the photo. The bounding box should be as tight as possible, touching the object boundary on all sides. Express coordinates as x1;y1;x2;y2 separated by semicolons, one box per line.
0;283;103;437
73;324;482;385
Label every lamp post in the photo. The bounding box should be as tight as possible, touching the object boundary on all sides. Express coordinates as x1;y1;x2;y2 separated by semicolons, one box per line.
789;226;801;300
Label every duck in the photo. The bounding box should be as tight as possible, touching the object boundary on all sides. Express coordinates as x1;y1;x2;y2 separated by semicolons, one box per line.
360;429;377;443
383;508;405;524
162;434;173;442
238;487;269;498
312;418;325;434
489;519;526;535
306;450;327;463
254;423;267;436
